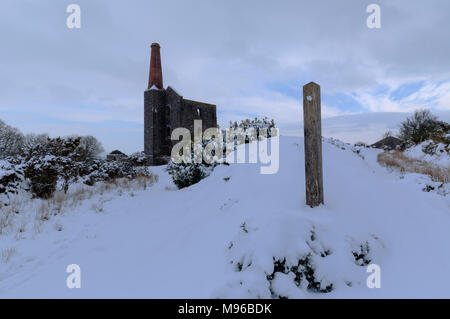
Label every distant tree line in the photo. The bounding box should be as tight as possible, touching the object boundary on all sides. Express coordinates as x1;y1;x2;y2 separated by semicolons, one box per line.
0;119;104;160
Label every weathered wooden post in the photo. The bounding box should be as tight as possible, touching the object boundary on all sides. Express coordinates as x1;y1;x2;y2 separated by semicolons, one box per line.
303;82;324;207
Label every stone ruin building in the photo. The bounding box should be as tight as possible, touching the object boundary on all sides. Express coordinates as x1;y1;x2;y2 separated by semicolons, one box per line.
144;43;217;165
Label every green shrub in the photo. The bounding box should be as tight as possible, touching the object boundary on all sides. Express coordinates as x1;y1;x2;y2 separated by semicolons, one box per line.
167;139;218;189
24;156;59;199
167;162;214;189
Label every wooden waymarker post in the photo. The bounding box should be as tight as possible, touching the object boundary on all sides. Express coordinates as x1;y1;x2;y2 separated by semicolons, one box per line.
303;82;324;207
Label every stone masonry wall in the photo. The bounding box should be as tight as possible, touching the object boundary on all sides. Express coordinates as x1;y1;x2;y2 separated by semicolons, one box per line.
144;86;217;165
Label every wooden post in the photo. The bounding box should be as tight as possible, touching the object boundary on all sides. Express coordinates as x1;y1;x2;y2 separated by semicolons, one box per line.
303;82;324;207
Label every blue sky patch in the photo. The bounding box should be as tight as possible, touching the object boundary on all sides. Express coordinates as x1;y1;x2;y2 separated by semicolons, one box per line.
390;81;425;101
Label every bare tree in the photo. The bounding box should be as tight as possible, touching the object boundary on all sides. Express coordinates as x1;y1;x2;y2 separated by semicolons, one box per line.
78;135;104;160
21;133;50;157
399;109;440;145
0;119;24;158
382;130;393;139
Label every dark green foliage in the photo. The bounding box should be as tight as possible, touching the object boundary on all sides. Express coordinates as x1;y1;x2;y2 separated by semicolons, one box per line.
265;255;333;297
227;117;277;144
0;162;24;196
24;157;59;199
352;241;371;266
129;151;148;166
167;139;218;189
167;162;212;189
18;136;150;198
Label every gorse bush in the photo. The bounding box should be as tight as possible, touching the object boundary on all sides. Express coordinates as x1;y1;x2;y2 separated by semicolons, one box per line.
167;139;219;189
167;162;214;189
1;133;152;199
0;118;159;201
168;117;277;189
24;156;59;199
227;117;277;143
0;160;24;196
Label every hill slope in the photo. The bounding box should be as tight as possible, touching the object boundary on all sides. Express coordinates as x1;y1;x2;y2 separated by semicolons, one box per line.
1;136;449;298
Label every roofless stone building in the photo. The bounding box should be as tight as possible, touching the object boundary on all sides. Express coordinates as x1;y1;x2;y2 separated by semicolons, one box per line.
144;43;217;165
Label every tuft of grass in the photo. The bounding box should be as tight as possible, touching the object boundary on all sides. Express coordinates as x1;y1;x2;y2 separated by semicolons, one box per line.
37;201;50;221
54;222;63;232
1;247;16;263
91;201;104;213
377;151;450;183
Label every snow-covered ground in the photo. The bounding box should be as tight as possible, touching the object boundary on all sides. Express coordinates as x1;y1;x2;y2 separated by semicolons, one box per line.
0;136;449;298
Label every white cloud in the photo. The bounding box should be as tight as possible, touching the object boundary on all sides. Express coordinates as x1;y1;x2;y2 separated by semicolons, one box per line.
352;80;450;113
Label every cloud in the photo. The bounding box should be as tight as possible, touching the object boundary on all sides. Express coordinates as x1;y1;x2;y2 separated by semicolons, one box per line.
351;80;450;113
0;0;449;152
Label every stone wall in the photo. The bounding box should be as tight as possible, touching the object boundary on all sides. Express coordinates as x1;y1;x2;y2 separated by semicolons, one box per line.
144;86;217;165
144;89;166;164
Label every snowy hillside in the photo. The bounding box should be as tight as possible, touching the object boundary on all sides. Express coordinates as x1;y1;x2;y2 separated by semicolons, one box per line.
1;136;449;298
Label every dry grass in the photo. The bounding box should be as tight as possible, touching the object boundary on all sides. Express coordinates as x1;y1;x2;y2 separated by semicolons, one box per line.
0;172;159;239
0;213;12;235
35;173;158;218
0;196;23;235
377;151;450;183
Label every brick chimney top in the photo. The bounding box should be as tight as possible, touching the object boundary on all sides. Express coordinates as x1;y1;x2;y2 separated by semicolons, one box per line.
148;43;163;89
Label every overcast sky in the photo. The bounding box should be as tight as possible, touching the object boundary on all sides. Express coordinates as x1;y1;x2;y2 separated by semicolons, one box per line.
0;0;449;153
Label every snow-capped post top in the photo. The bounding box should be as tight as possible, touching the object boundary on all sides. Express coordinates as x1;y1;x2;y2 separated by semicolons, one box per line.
302;82;324;208
148;42;163;90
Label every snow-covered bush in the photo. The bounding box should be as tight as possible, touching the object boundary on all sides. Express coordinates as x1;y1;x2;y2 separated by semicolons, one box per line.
167;161;214;189
21;136;85;198
420;140;449;157
227;117;277;143
83;159;153;186
0;160;25;198
217;215;384;299
21;133;49;158
24;156;59;199
129;151;148;166
1;134;152;198
167;139;220;189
